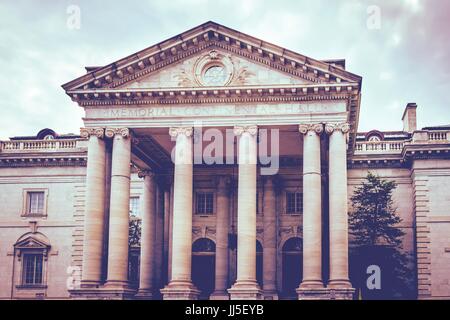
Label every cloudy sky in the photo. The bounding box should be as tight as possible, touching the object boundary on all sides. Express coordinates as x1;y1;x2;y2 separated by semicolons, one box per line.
0;0;449;139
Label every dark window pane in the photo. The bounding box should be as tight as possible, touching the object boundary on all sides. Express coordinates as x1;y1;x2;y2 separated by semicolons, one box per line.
23;254;43;285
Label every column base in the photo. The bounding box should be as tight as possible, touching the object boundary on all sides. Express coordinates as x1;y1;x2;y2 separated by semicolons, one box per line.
228;280;263;300
262;290;279;300
327;279;353;288
296;287;355;300
134;289;155;300
298;279;324;289
79;280;102;289
160;280;200;300
209;290;230;300
69;287;136;300
297;287;330;300
327;280;355;300
104;280;131;290
327;288;355;300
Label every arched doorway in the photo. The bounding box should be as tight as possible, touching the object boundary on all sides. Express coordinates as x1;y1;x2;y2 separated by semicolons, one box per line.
192;238;216;299
281;237;303;299
256;240;263;287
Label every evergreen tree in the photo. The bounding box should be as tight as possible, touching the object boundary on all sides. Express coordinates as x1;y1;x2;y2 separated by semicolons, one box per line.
349;172;415;299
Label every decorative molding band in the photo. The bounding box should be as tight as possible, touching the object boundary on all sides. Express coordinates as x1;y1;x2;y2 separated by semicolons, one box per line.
169;127;193;138
80;127;104;139
233;125;258;136
105;127;130;138
71;90;356;106
298;123;323;135
0;157;87;168
325;122;351;134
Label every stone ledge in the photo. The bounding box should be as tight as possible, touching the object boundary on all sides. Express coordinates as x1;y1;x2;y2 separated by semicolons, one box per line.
297;287;355;300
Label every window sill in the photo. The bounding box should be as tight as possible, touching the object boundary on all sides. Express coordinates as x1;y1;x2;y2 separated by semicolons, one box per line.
21;214;47;218
16;285;47;290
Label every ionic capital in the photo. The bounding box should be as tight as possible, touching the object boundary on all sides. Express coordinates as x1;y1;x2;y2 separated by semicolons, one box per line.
233;125;258;136
137;169;155;179
105;127;130;138
80;127;104;139
325;123;351;135
169;127;193;138
298;123;323;135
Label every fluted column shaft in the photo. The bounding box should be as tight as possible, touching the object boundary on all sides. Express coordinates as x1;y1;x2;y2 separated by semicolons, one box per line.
326;123;352;288
80;128;106;286
228;125;261;300
105;128;131;287
161;127;199;300
137;171;157;297
211;176;230;299
263;177;277;296
298;124;324;289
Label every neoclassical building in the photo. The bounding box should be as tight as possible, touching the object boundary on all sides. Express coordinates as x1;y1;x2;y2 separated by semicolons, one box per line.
0;21;449;300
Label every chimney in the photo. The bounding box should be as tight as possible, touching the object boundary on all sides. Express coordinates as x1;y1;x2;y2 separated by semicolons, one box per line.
402;103;417;133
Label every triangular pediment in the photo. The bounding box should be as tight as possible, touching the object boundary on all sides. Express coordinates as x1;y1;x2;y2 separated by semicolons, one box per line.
62;21;361;92
14;233;51;250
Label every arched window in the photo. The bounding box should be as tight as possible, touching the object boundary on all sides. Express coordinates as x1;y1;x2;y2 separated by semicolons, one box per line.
366;130;384;142
192;238;216;253
282;237;303;252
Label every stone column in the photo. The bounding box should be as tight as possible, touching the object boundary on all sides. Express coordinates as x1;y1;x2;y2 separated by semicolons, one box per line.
80;128;106;287
105;128;132;290
325;123;353;298
297;124;325;298
228;125;262;300
263;176;278;299
210;176;230;300
160;127;199;300
163;187;171;285
136;170;157;299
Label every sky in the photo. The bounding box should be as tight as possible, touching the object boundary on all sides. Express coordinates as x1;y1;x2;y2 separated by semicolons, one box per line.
0;0;449;139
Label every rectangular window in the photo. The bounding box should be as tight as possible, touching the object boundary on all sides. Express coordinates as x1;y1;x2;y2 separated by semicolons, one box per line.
129;197;140;217
286;192;302;214
27;192;45;215
196;193;214;215
22;254;43;285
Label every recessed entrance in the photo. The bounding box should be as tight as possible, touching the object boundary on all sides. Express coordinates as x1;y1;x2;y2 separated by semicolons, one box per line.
281;237;303;299
192;238;216;299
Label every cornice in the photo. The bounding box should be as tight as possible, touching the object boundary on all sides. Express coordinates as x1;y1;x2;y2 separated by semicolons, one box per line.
67;84;358;106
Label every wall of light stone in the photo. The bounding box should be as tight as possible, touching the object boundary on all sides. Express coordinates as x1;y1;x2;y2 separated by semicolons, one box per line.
0;166;86;299
411;159;450;299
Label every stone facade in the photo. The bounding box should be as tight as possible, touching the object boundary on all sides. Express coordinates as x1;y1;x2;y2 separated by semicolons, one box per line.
0;22;449;300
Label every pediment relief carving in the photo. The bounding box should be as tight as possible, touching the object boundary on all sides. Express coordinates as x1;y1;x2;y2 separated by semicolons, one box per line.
118;48;311;90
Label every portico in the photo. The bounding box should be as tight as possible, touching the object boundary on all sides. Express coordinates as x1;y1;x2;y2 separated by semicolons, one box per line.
62;21;362;300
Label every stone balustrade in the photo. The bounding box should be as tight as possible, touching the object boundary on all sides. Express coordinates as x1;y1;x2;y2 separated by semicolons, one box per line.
355;130;450;155
0;139;85;152
355;141;405;154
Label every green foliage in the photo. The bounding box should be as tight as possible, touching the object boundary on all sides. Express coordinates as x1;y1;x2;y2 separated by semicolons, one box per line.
349;172;416;299
349;172;404;247
129;218;141;247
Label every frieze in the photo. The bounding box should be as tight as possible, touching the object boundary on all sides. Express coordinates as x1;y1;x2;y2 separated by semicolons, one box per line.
87;101;347;120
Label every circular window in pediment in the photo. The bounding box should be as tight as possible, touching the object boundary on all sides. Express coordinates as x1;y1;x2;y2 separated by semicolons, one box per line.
194;50;234;87
203;65;228;86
